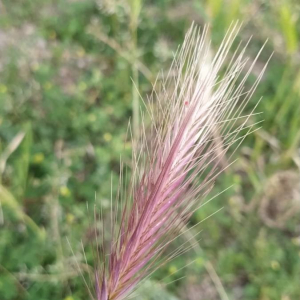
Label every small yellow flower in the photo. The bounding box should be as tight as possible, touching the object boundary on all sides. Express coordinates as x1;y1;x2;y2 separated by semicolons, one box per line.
228;197;235;206
195;257;204;266
66;213;75;224
125;141;131;149
79;81;87;91
88;114;97;122
0;84;7;94
271;260;280;270
60;186;71;197
168;265;177;275
76;48;85;57
103;133;112;142
44;82;52;90
64;296;74;300
31;62;39;71
33;153;44;164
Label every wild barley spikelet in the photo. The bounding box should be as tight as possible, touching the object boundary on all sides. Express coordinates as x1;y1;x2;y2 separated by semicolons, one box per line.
95;23;268;300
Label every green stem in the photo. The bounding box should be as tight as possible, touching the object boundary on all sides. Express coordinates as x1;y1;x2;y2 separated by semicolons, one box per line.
0;185;45;239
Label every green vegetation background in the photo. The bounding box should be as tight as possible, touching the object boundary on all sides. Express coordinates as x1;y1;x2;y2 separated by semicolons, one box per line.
0;0;300;299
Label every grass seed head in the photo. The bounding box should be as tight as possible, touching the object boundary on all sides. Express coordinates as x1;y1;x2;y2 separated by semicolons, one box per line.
95;22;268;300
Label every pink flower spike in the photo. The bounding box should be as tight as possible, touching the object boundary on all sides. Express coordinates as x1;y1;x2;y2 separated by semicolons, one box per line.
94;22;269;300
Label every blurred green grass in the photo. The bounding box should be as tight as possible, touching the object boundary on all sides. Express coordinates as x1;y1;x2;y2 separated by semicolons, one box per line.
0;0;300;300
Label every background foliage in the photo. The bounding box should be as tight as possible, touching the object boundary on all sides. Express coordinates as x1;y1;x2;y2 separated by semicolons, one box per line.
0;0;300;300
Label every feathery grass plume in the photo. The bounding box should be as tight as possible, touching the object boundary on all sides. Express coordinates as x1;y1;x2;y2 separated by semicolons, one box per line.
95;22;268;300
